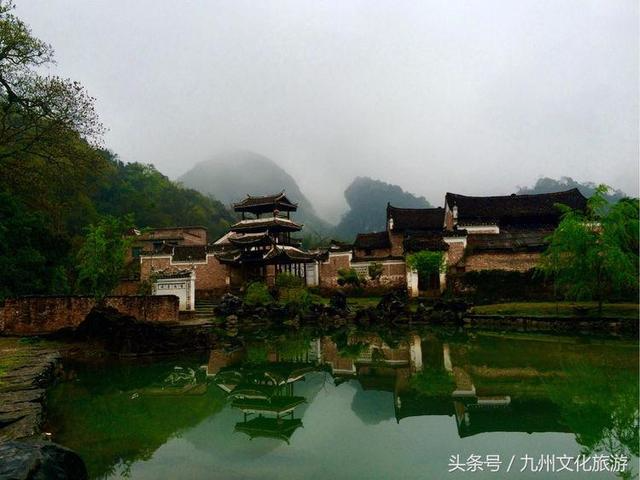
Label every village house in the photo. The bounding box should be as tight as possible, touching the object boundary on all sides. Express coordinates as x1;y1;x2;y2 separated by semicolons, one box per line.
323;188;587;296
443;188;587;273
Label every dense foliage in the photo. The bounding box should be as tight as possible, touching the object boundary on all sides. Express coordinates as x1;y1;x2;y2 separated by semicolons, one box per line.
0;3;234;299
244;282;273;306
76;216;134;299
406;250;444;288
334;176;431;240
539;186;639;312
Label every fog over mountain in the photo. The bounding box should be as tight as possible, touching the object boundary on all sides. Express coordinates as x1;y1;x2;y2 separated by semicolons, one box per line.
17;1;639;222
179;151;332;235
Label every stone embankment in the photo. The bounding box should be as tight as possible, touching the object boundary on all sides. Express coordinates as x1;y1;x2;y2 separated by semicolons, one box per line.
0;348;60;442
463;314;638;335
0;346;87;479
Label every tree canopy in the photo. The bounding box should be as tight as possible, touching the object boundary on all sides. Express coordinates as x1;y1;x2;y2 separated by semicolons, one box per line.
539;185;639;311
0;3;235;299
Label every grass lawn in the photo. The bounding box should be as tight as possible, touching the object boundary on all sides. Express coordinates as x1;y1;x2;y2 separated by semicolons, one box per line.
471;302;639;319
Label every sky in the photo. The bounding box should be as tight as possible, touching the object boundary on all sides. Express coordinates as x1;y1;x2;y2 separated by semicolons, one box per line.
17;0;639;222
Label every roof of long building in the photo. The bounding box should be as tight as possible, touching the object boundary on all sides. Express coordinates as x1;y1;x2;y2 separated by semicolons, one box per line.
386;205;445;232
354;231;390;250
445;188;587;226
466;228;554;252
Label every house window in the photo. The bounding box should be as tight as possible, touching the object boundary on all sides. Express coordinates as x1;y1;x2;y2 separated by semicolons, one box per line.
131;247;142;259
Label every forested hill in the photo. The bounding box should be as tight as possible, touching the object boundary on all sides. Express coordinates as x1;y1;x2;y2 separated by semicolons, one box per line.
179;151;332;237
2;149;236;300
518;177;628;203
94;152;235;237
334;177;431;240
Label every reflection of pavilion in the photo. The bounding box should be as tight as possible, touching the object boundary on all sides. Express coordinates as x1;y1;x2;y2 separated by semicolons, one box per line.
211;350;314;443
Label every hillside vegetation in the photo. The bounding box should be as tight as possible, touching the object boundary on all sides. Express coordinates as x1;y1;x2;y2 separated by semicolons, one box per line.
334;177;431;240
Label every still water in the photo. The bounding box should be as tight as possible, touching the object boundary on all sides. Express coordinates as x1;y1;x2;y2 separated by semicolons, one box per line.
47;328;639;479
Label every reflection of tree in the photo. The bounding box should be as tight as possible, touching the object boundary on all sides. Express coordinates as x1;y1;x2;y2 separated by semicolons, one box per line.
545;361;639;477
410;367;455;397
48;357;223;479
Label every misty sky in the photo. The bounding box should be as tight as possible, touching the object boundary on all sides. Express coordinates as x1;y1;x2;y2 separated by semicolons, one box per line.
17;0;639;222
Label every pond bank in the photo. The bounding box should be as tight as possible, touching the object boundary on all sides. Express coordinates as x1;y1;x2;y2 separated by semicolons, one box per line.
0;342;61;441
463;314;638;335
0;340;89;479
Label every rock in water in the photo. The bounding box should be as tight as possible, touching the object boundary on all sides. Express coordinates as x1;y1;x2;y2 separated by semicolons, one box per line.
0;441;88;480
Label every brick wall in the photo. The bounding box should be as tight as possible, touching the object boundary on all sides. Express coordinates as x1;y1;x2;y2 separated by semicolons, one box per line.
353;247;392;258
446;242;465;267
464;252;541;272
380;262;407;286
0;295;179;335
389;232;404;257
444;208;455;230
319;253;351;288
139;255;232;294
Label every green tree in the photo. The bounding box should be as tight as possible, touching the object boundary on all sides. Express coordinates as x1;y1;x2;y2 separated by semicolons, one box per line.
406;250;445;289
539;185;639;314
76;215;134;299
0;190;70;300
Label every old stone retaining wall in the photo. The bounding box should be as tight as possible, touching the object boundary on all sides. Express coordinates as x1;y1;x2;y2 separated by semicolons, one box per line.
0;295;179;335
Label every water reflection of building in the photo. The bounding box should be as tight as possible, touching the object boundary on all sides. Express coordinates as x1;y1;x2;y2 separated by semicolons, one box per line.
205;332;583;442
209;346;315;443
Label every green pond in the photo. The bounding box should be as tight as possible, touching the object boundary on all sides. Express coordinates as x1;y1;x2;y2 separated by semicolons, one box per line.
47;328;639;479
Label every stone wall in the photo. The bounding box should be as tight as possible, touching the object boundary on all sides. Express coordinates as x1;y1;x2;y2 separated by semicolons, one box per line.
464;252;541;272
0;295;179;335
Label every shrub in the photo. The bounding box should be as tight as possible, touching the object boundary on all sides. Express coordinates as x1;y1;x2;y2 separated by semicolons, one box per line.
244;282;273;306
368;262;383;283
275;272;304;289
337;268;362;287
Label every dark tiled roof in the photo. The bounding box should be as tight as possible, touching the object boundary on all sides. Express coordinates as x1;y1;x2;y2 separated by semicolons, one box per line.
354;231;390;250
263;246;317;263
231;217;302;232
328;239;353;252
154;268;193;279
387;205;445;232
228;232;273;247
233;192;297;212
403;233;449;252
351;255;405;263
467;229;554;252
171;245;208;261
445;189;587;226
